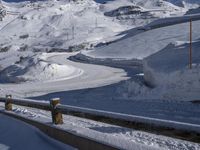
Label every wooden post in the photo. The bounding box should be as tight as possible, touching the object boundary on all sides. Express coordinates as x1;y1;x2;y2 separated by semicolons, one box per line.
5;95;12;111
189;19;192;69
50;98;63;125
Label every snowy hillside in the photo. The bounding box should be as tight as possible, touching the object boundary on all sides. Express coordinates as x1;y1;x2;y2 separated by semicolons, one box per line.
0;0;200;94
0;0;199;97
1;0;200;149
82;17;200;59
76;1;200;101
165;0;200;8
1;0;198;56
0;0;127;83
80;0;200;59
98;0;199;26
0;0;126;53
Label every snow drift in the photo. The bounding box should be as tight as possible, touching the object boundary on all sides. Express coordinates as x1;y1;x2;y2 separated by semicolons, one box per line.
143;40;200;100
0;53;83;83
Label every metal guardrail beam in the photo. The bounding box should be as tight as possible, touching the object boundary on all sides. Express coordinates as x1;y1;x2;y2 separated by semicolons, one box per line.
0;96;200;143
0;110;121;150
0;97;50;111
57;104;200;142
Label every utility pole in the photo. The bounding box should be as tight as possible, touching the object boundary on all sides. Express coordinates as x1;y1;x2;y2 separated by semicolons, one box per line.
95;17;98;28
72;25;75;40
66;32;69;41
189;19;192;69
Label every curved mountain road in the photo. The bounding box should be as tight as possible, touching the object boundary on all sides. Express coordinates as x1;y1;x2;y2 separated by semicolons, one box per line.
0;53;128;97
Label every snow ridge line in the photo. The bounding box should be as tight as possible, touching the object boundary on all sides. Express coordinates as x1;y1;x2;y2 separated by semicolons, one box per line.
0;97;200;143
145;13;200;30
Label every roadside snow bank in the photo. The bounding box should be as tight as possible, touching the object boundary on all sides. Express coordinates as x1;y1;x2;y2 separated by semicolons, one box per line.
143;40;200;100
0;114;74;150
22;61;80;82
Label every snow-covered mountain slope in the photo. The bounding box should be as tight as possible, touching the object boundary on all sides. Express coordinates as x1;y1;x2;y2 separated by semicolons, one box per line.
0;0;198;54
79;0;200;60
0;0;200;99
0;0;198;55
82;17;200;59
0;0;125;53
77;1;200;101
97;0;197;26
165;0;200;8
0;0;128;83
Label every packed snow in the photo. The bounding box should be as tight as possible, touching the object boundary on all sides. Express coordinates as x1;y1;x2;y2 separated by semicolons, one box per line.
80;12;200;100
0;52;128;97
0;113;75;150
0;0;200;149
0;53;83;83
1;104;200;150
82;16;200;59
0;0;125;52
143;40;200;100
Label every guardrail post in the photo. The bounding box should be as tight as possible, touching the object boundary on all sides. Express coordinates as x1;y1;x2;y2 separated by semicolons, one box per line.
50;98;63;125
5;95;12;111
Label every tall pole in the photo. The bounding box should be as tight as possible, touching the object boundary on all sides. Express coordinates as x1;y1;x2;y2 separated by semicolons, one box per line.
72;25;75;40
95;17;98;28
189;19;192;69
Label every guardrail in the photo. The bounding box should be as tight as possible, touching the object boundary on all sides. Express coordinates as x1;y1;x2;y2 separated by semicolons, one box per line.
0;95;200;143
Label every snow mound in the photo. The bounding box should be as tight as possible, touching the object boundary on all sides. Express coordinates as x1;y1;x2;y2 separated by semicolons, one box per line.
143;40;200;100
0;53;83;83
22;61;80;82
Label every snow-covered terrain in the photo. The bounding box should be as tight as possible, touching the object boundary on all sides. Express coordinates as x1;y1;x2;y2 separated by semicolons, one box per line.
82;16;200;59
0;0;130;87
0;113;75;150
80;12;200;101
1;104;200;150
1;0;200;86
143;40;200;100
0;0;125;53
165;0;200;8
101;0;186;26
0;52;128;97
1;0;200;149
0;52;83;82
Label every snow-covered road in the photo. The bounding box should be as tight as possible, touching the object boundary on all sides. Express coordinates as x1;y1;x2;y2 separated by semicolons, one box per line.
0;53;128;97
0;113;75;150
